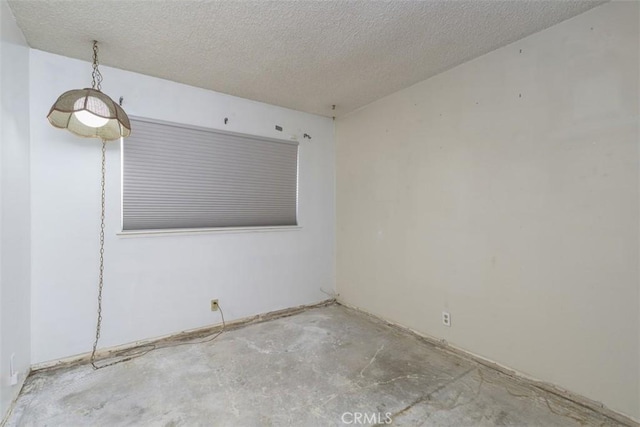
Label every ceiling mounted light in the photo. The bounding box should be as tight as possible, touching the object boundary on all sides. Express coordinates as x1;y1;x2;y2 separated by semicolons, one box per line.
47;40;131;141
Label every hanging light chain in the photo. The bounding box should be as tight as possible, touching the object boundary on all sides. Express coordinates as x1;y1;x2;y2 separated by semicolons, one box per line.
91;139;107;370
91;40;103;91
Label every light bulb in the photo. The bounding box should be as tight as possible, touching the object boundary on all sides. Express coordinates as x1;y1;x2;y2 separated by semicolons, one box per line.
73;95;109;128
74;110;109;128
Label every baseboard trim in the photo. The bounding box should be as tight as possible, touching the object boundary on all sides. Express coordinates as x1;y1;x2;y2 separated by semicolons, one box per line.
31;298;336;373
336;300;639;427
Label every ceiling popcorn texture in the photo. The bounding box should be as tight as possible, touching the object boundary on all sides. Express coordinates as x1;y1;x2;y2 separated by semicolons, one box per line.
8;0;605;117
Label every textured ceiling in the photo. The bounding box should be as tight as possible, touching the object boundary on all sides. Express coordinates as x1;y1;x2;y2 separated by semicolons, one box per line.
9;0;605;117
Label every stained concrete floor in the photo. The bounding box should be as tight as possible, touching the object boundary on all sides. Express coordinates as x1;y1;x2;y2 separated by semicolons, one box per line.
6;305;627;426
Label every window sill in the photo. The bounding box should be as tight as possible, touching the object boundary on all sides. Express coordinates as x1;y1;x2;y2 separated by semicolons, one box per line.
117;225;302;238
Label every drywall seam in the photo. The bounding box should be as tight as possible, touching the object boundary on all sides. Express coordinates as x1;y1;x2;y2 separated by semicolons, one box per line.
31;298;336;373
337;301;640;427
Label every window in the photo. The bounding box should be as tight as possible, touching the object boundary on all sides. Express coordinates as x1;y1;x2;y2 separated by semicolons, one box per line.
122;117;298;231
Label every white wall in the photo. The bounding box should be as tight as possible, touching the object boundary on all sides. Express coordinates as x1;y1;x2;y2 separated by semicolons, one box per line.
336;1;639;421
0;0;30;419
29;49;335;364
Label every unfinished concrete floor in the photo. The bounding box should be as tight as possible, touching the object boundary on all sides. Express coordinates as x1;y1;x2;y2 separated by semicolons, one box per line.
6;305;627;426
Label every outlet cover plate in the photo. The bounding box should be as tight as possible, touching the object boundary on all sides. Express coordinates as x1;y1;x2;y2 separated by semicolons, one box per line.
442;311;451;327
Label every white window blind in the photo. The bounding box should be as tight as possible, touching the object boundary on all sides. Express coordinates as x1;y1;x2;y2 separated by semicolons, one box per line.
122;118;299;231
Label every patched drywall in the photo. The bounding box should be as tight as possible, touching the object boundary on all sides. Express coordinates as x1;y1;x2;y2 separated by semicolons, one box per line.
336;1;639;420
29;49;335;364
0;0;31;419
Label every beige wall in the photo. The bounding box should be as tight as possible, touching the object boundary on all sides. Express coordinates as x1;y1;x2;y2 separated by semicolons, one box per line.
336;1;639;420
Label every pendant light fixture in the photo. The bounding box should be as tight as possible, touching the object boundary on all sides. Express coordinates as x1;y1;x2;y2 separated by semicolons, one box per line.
47;41;131;370
47;41;131;140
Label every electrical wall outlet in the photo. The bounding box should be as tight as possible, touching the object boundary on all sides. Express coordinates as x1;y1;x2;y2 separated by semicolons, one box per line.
442;311;451;327
210;299;219;311
9;353;18;386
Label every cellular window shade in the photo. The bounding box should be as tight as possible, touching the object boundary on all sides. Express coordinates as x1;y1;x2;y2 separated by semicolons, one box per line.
122;118;298;231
